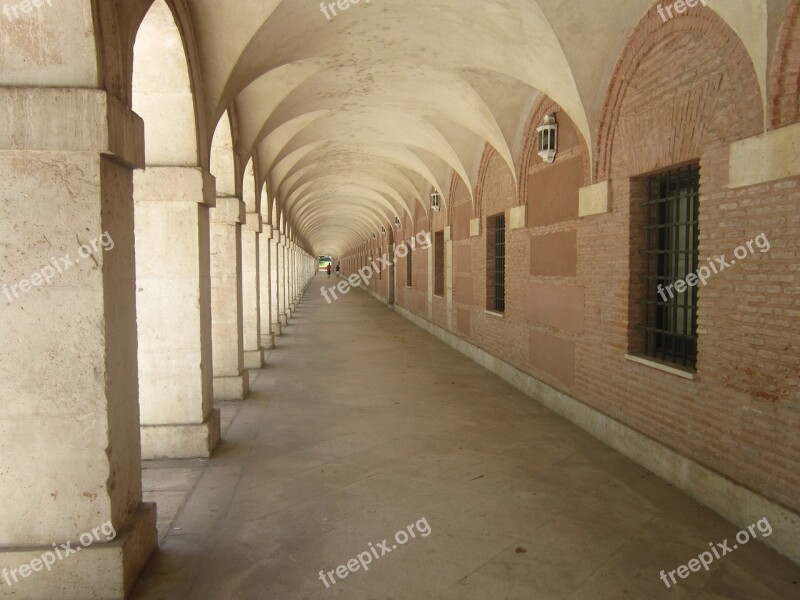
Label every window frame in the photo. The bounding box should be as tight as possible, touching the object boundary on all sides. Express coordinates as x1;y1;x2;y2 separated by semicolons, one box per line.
638;163;700;370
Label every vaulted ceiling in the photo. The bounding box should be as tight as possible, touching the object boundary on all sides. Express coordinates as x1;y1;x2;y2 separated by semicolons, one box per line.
131;0;785;255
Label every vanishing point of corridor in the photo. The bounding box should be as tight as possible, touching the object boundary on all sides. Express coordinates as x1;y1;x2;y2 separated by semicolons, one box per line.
131;276;800;600
3;2;800;599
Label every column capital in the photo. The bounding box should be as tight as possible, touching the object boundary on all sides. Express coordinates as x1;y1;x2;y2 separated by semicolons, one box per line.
211;196;245;224
243;212;263;233
0;87;144;167
262;228;274;240
134;166;216;207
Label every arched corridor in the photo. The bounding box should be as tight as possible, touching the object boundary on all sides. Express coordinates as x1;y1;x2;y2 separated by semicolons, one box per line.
131;276;799;599
1;1;800;598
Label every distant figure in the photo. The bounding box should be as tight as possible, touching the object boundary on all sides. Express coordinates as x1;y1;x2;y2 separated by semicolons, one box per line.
335;263;340;274
326;264;332;278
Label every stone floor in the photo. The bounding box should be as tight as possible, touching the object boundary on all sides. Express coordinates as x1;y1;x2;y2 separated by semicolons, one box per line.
132;275;800;600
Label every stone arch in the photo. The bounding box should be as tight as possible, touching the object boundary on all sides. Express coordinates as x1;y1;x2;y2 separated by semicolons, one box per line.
243;159;258;213
211;109;240;197
771;0;800;129
133;0;199;167
595;2;763;180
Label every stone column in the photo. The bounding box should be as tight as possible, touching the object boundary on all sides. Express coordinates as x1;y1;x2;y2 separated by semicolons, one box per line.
0;87;157;598
270;230;282;336
279;235;289;326
290;243;298;310
258;227;274;351
241;212;264;369
284;239;293;320
134;167;220;459
210;197;249;400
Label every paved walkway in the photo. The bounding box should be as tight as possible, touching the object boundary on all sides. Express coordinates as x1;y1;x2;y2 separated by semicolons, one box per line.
132;274;800;600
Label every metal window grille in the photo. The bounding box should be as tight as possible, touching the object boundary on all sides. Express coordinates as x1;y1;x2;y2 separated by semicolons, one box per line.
492;215;506;312
434;231;445;296
640;165;700;369
406;240;413;287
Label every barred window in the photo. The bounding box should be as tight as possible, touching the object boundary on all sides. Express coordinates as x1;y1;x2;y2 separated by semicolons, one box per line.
486;214;506;313
640;165;700;369
434;231;445;296
406;240;413;287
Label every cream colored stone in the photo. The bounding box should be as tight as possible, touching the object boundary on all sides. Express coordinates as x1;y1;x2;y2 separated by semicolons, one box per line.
508;205;528;229
210;196;247;401
579;180;610;217
141;410;221;460
469;218;481;237
729;122;800;188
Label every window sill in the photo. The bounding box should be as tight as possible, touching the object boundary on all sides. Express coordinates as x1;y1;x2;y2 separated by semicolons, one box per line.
484;310;505;319
625;354;696;380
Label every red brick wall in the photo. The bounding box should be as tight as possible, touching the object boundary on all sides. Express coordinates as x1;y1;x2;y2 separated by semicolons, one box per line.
342;3;800;515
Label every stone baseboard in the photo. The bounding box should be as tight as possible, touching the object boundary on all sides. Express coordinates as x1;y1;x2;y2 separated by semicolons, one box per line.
141;409;221;460
243;349;265;369
213;373;249;401
0;503;158;599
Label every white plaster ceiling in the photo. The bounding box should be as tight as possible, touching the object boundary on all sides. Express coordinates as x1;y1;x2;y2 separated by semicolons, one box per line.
176;0;780;255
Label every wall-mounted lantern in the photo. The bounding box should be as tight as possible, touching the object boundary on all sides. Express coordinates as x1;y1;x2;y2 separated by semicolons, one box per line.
372;232;377;240
394;216;401;228
536;114;558;163
381;225;387;235
431;191;442;212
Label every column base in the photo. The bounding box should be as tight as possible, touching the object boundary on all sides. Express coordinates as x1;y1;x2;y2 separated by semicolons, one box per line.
279;314;288;326
271;323;282;337
140;409;221;460
0;503;157;600
260;333;275;350
243;349;265;370
213;373;249;401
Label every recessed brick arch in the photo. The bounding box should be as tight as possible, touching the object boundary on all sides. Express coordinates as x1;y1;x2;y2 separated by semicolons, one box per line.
474;144;495;218
771;0;800;129
446;171;462;225
475;143;519;219
518;96;591;206
595;3;763;180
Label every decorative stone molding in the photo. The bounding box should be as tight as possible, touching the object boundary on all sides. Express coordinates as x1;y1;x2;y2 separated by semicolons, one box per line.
508;205;528;229
469;218;481;237
729;122;800;188
579;180;610;217
243;212;263;232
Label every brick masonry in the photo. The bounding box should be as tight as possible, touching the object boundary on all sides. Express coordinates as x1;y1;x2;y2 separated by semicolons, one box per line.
339;5;800;514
